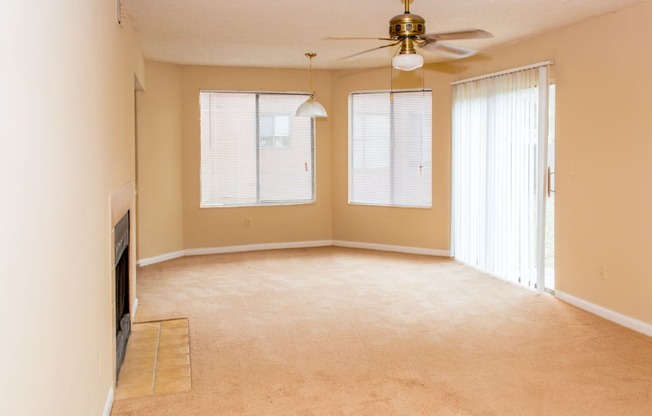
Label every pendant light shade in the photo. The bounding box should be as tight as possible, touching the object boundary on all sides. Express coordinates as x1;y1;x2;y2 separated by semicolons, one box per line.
296;52;327;118
295;97;328;117
392;53;424;71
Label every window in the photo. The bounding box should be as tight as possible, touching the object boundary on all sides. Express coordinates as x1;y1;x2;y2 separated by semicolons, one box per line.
199;91;315;207
349;90;432;208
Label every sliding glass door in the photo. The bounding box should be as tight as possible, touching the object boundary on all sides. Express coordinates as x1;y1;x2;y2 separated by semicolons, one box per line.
452;63;552;291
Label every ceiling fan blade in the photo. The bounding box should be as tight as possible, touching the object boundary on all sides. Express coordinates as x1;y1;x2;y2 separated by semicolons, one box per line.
339;41;401;60
421;29;492;41
420;42;478;59
325;36;395;41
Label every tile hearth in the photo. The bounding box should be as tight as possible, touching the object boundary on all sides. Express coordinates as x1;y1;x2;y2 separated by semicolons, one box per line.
114;318;191;400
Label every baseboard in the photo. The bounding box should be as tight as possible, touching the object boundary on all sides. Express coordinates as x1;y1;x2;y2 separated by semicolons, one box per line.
103;386;114;416
332;240;451;257
137;240;450;267
184;240;333;257
137;250;185;267
556;291;652;337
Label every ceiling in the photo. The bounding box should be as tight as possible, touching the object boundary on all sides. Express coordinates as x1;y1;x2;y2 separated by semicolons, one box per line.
124;0;641;70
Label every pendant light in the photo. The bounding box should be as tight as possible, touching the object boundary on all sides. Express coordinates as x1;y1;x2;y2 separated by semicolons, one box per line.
392;38;423;71
296;52;327;118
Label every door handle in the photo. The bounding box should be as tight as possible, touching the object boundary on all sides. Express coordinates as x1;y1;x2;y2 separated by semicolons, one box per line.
547;167;555;197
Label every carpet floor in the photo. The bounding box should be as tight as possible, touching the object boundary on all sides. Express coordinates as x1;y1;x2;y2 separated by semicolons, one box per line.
111;247;652;415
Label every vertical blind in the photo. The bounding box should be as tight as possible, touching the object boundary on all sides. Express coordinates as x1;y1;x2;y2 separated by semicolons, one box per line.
452;65;550;288
349;90;432;208
199;91;314;207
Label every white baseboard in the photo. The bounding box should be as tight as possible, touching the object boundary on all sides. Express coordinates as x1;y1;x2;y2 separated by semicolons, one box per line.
333;240;451;257
138;241;333;266
137;240;451;267
103;386;114;416
184;240;333;257
137;250;185;267
556;291;652;337
185;240;333;256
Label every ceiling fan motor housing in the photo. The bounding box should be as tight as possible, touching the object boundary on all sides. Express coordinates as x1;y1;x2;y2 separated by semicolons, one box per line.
389;13;426;38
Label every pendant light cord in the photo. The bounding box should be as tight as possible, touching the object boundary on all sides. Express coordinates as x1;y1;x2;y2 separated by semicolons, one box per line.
306;52;316;98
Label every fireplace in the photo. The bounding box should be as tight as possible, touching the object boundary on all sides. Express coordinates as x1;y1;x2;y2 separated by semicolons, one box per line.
114;211;131;376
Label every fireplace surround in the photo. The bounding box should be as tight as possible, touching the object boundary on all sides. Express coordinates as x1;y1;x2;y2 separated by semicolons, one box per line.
114;211;131;376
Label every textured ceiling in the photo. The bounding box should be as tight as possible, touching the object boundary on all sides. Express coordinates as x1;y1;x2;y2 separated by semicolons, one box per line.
124;0;641;69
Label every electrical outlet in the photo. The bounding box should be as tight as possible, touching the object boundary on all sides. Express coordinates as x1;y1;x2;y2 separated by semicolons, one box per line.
244;219;251;229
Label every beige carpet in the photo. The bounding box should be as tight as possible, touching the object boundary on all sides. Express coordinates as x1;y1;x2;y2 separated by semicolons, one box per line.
111;247;652;415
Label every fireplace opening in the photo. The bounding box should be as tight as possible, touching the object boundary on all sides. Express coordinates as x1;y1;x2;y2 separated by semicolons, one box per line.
114;211;131;377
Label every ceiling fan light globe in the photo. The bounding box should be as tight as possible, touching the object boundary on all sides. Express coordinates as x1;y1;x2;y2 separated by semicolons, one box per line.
295;97;328;118
392;53;424;71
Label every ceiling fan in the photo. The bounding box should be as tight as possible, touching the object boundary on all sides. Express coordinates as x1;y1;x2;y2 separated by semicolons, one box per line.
330;0;493;71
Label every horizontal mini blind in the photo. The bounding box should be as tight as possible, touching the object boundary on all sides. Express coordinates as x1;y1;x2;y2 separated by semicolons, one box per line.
200;91;314;207
349;90;432;208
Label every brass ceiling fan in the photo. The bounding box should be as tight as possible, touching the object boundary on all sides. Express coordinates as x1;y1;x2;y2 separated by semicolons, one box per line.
330;0;493;71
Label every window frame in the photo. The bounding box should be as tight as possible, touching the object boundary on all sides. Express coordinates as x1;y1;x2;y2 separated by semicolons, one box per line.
348;89;433;209
199;90;316;208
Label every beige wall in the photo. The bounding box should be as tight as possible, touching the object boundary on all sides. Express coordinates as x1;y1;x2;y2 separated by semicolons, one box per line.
330;66;456;251
558;2;652;325
1;1;144;415
139;63;453;256
136;61;184;259
137;64;334;253
449;1;652;325
179;66;333;249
